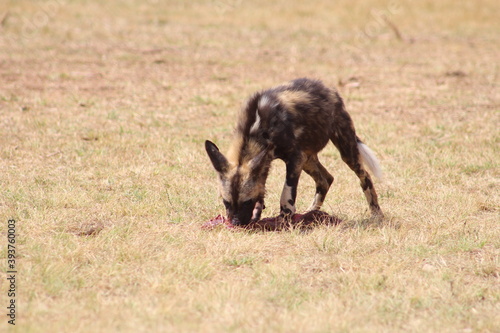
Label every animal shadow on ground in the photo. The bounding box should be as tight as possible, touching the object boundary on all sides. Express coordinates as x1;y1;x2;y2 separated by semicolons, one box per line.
202;210;399;233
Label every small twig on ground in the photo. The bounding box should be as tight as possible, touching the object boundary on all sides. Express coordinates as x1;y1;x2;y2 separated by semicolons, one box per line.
165;188;173;207
45;151;63;158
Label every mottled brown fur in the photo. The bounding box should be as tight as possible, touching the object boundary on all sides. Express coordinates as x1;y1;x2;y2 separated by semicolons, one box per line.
206;78;383;225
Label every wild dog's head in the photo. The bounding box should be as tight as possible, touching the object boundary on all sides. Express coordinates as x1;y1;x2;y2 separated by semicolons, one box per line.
205;140;271;225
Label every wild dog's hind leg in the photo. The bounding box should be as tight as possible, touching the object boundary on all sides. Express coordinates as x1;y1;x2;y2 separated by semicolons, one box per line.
303;154;334;211
280;152;306;216
331;129;383;217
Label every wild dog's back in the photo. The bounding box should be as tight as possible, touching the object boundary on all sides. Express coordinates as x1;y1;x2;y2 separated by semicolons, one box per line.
206;78;383;225
230;78;347;163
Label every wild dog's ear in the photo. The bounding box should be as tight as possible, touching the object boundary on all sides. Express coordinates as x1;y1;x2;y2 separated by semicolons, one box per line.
205;140;229;174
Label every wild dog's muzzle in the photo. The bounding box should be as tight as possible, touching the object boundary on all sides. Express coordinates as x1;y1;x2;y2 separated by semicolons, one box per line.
230;199;265;226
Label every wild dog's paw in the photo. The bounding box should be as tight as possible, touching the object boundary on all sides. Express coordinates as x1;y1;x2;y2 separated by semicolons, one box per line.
279;207;295;218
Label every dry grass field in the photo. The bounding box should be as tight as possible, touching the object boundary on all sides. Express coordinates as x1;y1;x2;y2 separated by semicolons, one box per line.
1;0;499;332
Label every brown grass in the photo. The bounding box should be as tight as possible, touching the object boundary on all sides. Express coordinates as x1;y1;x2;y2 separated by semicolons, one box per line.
0;0;499;332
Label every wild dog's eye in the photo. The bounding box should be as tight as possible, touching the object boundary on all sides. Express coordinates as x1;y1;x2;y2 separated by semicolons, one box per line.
223;200;231;209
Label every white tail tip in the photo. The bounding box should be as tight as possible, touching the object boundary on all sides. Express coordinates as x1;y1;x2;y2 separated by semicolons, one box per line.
358;142;383;179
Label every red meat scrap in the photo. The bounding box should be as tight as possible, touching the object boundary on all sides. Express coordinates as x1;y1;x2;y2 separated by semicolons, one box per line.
201;210;342;231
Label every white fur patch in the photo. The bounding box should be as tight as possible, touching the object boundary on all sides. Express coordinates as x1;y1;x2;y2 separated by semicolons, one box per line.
280;184;295;213
249;110;261;134
358;142;383;179
258;95;271;109
307;193;324;211
258;95;278;110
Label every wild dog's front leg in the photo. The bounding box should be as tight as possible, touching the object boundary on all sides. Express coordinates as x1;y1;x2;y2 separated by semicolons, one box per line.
280;154;306;216
280;180;297;216
303;155;334;211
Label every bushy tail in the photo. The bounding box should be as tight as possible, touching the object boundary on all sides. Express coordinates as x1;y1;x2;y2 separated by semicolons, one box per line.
357;139;383;179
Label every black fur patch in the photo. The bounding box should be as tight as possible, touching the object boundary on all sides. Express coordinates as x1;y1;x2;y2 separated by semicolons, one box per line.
206;78;383;222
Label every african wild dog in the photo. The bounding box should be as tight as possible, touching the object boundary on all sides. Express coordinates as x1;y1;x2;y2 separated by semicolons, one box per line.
205;78;383;225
